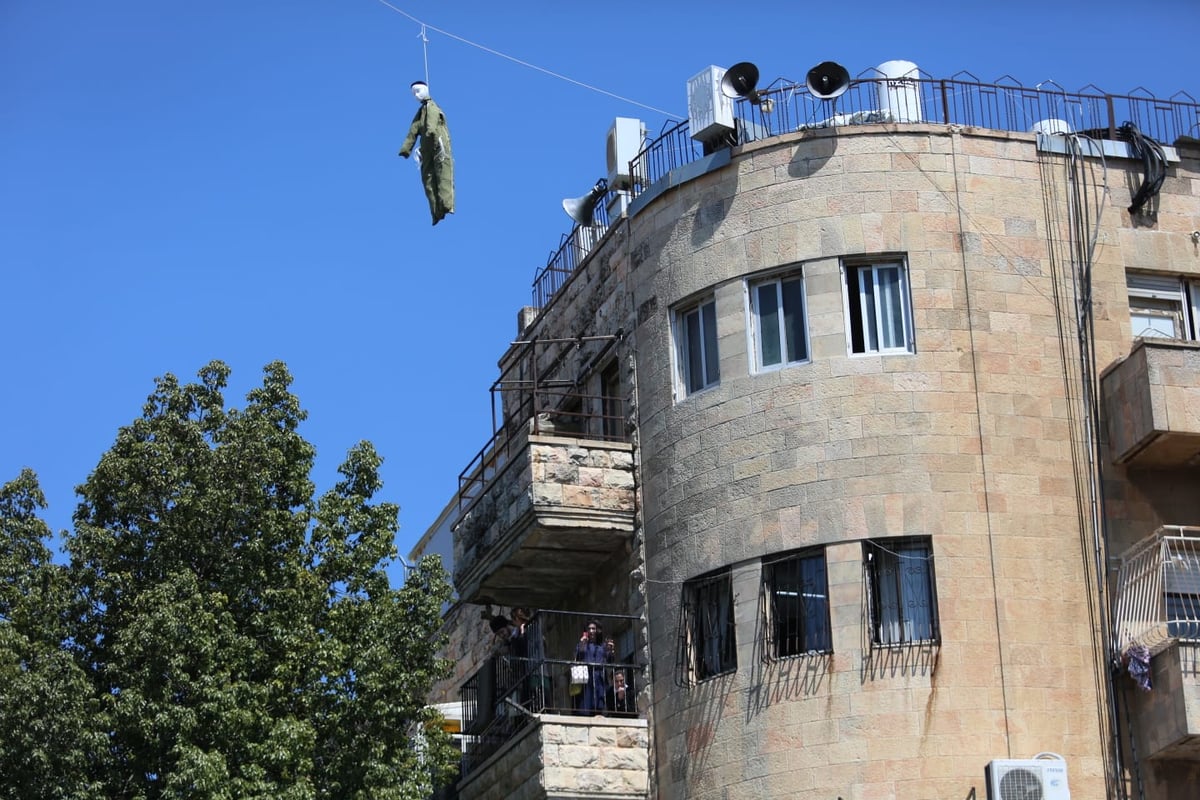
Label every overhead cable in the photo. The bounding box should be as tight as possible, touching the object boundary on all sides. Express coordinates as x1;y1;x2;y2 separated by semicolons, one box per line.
374;0;683;120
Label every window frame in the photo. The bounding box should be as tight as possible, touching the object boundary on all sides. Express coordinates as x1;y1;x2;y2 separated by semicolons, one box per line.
864;537;940;647
1127;272;1199;341
842;257;915;356
761;548;832;660
673;296;720;397
677;568;737;685
1165;551;1200;640
746;269;811;373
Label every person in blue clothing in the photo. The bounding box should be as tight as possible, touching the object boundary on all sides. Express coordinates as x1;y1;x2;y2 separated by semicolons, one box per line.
573;619;615;715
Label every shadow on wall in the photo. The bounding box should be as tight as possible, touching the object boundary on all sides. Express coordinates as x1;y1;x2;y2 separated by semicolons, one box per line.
787;133;839;179
690;190;734;248
666;673;734;788
744;605;831;722
745;652;831;722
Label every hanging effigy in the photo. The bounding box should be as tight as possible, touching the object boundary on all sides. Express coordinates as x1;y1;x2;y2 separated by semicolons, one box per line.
398;80;455;225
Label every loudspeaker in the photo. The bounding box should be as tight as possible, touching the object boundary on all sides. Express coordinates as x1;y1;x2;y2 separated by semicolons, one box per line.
806;61;850;100
562;179;609;225
720;62;760;100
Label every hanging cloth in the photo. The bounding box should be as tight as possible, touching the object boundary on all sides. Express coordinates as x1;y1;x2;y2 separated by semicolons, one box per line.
398;94;455;225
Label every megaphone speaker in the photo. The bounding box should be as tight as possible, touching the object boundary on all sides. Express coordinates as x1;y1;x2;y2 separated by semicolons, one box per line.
562;179;609;225
806;61;850;100
720;62;760;100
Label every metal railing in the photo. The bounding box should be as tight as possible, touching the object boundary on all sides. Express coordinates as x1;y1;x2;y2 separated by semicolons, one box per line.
456;388;625;513
528;73;1199;316
458;610;642;776
1113;525;1200;656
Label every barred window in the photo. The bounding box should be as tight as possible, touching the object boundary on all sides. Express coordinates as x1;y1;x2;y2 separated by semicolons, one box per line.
865;538;939;646
677;568;736;684
763;549;831;658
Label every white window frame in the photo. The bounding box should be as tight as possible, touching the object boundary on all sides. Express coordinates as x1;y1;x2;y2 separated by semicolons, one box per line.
842;259;915;355
673;297;720;397
1127;272;1199;341
746;270;810;373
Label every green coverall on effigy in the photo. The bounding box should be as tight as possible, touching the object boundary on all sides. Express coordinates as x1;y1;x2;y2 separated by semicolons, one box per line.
399;98;455;225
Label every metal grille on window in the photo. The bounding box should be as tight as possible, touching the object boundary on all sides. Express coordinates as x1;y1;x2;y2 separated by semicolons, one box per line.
676;569;736;685
762;550;831;659
864;538;939;647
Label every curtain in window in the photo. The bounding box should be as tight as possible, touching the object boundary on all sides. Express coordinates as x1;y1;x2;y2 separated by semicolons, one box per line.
701;301;719;385
756;283;782;366
871;541;935;645
685;310;704;392
856;264;907;352
698;578;732;678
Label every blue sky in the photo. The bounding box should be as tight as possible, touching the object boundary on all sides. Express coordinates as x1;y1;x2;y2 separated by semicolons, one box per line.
3;0;1197;584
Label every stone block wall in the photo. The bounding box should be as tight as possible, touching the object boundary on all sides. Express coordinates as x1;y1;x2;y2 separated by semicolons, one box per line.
626;124;1118;799
457;716;650;800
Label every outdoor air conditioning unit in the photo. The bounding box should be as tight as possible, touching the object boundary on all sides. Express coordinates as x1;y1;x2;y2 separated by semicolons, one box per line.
986;757;1070;800
606;117;646;191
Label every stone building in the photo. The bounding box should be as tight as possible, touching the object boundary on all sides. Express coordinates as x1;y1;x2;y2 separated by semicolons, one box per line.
413;61;1200;800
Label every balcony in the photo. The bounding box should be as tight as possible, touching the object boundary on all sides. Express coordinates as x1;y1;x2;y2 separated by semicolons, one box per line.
1113;526;1200;760
1123;642;1200;761
1100;339;1200;467
453;408;635;608
456;610;648;800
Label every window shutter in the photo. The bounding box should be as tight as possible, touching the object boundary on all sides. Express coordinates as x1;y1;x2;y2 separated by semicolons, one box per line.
1127;273;1183;299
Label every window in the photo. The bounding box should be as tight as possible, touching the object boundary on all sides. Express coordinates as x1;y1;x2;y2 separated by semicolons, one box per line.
1165;551;1200;640
844;259;914;354
865;538;939;646
749;272;809;371
675;298;719;395
763;549;831;658
1127;273;1199;340
677;569;736;684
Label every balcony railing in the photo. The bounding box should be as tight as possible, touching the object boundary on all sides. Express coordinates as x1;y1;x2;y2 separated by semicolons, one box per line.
458;610;642;777
457;387;625;514
530;72;1200;315
1113;525;1200;656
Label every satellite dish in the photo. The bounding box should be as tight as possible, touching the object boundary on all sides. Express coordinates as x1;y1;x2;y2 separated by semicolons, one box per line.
720;62;761;100
806;61;851;100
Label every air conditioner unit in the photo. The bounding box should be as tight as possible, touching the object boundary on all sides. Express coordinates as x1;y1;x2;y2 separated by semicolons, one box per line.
606;117;646;191
687;65;735;143
986;758;1070;800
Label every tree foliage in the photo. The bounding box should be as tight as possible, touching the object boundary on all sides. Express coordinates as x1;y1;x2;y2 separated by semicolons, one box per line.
0;362;455;799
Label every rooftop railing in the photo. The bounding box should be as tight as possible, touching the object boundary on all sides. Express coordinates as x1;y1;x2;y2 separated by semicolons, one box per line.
530;72;1200;314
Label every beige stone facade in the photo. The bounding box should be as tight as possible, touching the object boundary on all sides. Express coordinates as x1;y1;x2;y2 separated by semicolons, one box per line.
419;75;1200;800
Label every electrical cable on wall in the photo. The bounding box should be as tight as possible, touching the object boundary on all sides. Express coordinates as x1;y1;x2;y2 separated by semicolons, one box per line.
1121;122;1167;214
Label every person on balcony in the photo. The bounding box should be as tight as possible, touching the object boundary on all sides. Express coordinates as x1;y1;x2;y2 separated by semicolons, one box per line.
573;619;615;715
607;669;636;716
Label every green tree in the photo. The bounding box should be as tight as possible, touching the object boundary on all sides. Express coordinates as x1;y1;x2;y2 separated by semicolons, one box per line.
0;469;106;799
0;362;455;800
